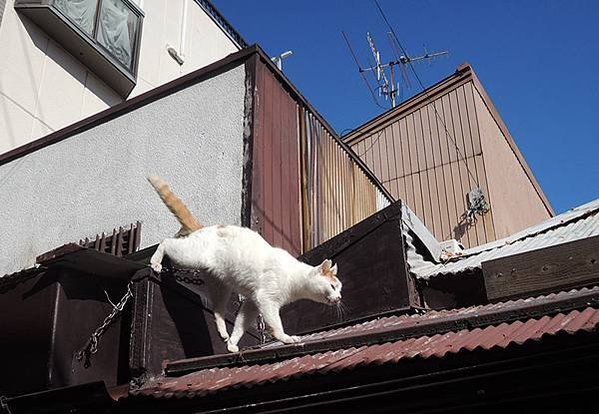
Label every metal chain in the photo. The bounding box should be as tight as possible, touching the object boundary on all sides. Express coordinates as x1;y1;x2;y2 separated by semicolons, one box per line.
0;396;12;414
257;314;267;344
76;281;134;368
236;294;268;344
172;268;205;286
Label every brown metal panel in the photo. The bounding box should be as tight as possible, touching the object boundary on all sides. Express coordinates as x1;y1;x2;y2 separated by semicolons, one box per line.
291;105;302;254
467;83;496;243
280;92;291;252
414;109;433;230
473;86;550;239
456;85;486;244
251;62;266;237
422;106;441;237
475;154;497;242
263;63;275;244
437;98;458;241
448;90;475;246
251;61;302;255
442;93;468;245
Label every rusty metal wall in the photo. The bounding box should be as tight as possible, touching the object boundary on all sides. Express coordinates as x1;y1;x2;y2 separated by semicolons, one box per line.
251;61;303;256
348;78;494;248
301;111;388;249
251;58;390;254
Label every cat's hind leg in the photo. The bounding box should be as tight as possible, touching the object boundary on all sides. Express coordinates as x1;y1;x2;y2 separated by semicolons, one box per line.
226;300;258;353
150;241;167;273
210;281;232;342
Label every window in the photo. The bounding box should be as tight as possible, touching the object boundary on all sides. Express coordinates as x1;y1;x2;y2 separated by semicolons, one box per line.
15;0;144;97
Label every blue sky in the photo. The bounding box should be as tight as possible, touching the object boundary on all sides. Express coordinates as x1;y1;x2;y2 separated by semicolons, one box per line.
213;0;599;213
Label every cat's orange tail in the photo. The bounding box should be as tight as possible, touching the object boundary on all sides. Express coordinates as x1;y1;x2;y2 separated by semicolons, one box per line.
147;176;203;234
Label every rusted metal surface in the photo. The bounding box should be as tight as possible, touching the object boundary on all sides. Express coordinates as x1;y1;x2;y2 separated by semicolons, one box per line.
78;222;142;257
251;60;302;255
283;285;599;346
131;303;599;399
301;110;390;249
163;285;599;374
251;57;391;254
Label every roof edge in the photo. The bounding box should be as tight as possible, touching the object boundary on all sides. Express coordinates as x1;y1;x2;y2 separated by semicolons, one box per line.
164;285;599;376
194;0;248;49
344;63;473;144
0;45;259;168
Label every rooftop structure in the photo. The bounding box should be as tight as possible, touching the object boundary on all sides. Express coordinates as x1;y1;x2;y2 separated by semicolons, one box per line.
345;64;554;248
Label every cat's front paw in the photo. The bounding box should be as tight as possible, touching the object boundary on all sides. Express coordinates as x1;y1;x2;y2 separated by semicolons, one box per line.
279;334;301;344
226;342;239;353
150;262;162;273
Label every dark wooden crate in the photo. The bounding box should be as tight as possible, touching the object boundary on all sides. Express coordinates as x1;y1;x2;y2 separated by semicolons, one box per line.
0;268;129;397
281;201;420;335
129;269;262;378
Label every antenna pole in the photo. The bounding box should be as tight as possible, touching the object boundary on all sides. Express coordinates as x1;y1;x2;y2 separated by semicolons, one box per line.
389;62;397;107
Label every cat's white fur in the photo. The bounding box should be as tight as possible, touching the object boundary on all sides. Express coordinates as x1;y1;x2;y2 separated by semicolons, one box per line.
150;225;342;352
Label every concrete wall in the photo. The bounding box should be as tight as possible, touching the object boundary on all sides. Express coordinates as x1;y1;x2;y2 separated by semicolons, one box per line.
473;85;551;239
130;0;240;96
0;63;247;276
0;0;239;154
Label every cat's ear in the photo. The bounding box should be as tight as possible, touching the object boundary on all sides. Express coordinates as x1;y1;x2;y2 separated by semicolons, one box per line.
319;259;332;273
330;263;338;275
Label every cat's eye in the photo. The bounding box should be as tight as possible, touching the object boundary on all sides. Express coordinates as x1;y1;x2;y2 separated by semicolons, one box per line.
330;283;336;290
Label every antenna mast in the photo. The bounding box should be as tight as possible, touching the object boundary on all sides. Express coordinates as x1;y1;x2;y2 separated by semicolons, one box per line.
344;30;448;109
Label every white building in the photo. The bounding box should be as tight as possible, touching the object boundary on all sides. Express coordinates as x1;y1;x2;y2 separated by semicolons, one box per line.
0;0;245;153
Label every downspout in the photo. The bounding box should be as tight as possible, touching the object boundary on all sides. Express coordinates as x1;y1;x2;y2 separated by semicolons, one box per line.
166;0;188;66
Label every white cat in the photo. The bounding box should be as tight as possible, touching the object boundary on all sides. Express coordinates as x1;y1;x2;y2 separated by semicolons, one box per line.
147;176;342;353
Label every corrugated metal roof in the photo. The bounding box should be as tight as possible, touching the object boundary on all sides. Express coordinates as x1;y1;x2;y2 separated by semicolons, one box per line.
260;285;599;348
409;198;599;279
130;306;599;399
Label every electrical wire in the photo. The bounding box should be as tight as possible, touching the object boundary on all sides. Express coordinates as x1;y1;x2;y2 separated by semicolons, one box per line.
372;0;480;189
342;31;388;110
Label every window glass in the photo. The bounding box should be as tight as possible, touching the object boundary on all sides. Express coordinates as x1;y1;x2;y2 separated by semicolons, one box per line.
52;0;98;36
96;0;138;70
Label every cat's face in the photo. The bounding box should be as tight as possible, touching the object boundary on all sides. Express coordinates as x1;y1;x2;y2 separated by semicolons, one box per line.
314;259;342;305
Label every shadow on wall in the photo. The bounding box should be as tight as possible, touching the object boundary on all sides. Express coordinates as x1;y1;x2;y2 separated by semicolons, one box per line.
18;12;122;112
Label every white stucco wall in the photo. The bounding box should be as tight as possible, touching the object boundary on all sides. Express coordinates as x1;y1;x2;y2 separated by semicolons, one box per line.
0;63;247;275
0;0;240;154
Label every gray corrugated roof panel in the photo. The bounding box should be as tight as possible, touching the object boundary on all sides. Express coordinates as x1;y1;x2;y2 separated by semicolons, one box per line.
409;198;599;279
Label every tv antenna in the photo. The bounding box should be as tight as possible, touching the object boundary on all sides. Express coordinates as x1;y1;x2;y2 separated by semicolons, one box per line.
343;30;448;108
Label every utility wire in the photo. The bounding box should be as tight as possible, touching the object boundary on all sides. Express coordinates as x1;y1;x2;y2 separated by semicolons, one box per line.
342;31;387;110
373;0;480;188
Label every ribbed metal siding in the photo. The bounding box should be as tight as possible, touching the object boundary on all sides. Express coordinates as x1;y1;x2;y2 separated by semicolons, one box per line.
252;60;390;254
351;81;494;248
251;62;302;255
301;111;388;249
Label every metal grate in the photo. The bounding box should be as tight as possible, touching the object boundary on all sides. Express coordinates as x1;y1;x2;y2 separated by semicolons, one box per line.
78;221;142;257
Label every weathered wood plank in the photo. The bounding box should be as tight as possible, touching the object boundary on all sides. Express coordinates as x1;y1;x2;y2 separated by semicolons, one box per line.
483;235;599;302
